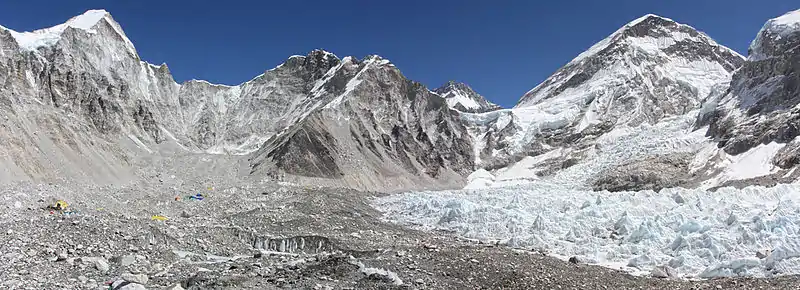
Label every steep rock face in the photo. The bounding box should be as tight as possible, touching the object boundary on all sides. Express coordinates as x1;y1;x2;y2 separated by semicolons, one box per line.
686;10;800;187
702;10;800;159
250;56;474;191
459;110;523;168
0;10;164;183
1;10;349;160
433;81;500;113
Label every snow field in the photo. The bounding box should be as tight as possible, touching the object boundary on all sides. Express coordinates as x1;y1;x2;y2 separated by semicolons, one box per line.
763;9;800;38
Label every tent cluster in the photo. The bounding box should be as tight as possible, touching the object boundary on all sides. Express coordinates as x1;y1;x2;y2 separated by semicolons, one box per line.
47;200;68;211
46;199;79;215
175;193;205;201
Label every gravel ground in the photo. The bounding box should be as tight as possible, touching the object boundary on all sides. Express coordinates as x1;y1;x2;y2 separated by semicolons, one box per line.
1;155;799;289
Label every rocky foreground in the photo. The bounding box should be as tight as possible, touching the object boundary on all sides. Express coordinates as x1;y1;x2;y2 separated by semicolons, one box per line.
2;174;800;289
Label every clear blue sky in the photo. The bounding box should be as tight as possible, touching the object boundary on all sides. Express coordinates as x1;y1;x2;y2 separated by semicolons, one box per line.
0;1;796;107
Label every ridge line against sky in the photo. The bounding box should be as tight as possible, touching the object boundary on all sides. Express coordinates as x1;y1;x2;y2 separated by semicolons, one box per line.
0;1;796;108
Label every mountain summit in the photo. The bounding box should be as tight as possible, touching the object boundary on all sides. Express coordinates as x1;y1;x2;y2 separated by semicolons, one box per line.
462;14;746;189
433;81;500;113
0;9;138;58
514;14;744;131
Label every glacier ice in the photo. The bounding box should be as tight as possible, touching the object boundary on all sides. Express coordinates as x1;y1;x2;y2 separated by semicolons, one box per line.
374;183;800;278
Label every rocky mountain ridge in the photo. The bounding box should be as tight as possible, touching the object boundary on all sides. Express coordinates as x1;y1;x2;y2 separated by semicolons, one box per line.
457;14;748;189
0;10;476;191
3;9;800;192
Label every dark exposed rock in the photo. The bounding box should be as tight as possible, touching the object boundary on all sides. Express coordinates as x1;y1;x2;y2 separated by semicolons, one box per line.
257;116;343;178
592;153;692;192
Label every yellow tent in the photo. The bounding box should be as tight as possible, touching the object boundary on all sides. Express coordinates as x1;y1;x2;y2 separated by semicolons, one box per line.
54;200;68;210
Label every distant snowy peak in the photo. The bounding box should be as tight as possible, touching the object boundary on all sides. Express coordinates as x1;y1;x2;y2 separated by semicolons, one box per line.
433;81;501;113
749;9;800;61
0;9;138;58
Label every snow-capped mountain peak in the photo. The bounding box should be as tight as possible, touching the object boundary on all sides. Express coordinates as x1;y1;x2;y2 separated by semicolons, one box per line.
1;9;138;58
460;13;746;190
757;9;800;38
568;14;668;65
433;81;500;113
514;13;744;133
61;9;110;29
284;49;340;64
563;13;742;70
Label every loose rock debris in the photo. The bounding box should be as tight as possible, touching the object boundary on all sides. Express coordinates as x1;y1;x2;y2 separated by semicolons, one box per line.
2;181;800;289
